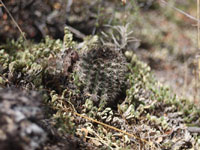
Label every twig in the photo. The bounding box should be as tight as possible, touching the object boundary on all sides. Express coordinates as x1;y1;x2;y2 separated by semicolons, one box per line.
65;25;86;39
198;0;200;48
197;0;200;104
0;0;26;41
61;99;155;147
73;111;152;145
159;0;200;23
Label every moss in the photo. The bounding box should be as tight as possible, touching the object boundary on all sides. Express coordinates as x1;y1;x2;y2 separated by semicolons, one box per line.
1;27;200;149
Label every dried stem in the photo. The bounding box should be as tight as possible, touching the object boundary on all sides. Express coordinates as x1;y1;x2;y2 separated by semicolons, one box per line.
0;0;26;41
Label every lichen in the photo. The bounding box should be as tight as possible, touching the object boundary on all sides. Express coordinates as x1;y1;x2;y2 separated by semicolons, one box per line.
1;27;200;149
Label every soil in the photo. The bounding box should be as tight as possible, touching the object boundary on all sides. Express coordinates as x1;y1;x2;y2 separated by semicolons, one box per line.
135;7;200;103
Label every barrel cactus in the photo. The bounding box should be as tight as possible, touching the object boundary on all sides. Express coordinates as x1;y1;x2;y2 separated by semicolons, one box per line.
74;46;128;109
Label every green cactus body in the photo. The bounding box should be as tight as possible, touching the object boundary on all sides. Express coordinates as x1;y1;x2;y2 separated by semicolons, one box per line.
74;46;127;108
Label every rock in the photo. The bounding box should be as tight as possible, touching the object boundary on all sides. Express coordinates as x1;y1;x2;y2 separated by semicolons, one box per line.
0;88;46;150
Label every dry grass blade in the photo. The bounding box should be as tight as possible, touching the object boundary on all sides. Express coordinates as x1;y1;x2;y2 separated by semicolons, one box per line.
73;111;154;147
197;0;200;104
198;0;200;48
159;0;200;23
0;0;26;41
63;99;155;148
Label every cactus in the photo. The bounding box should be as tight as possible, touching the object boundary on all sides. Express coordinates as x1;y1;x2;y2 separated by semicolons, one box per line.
74;46;128;109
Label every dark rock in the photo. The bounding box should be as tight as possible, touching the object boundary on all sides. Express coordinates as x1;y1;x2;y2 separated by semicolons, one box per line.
0;88;46;150
0;88;88;150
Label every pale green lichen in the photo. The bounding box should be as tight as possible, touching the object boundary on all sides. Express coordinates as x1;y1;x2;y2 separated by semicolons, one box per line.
63;26;76;49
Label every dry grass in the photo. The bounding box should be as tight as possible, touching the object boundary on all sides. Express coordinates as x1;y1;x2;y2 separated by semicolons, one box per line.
0;0;26;41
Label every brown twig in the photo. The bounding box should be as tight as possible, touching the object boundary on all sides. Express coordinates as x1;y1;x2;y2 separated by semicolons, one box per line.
197;0;200;104
0;0;26;41
59;98;155;148
159;0;200;23
198;0;200;48
65;25;86;39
